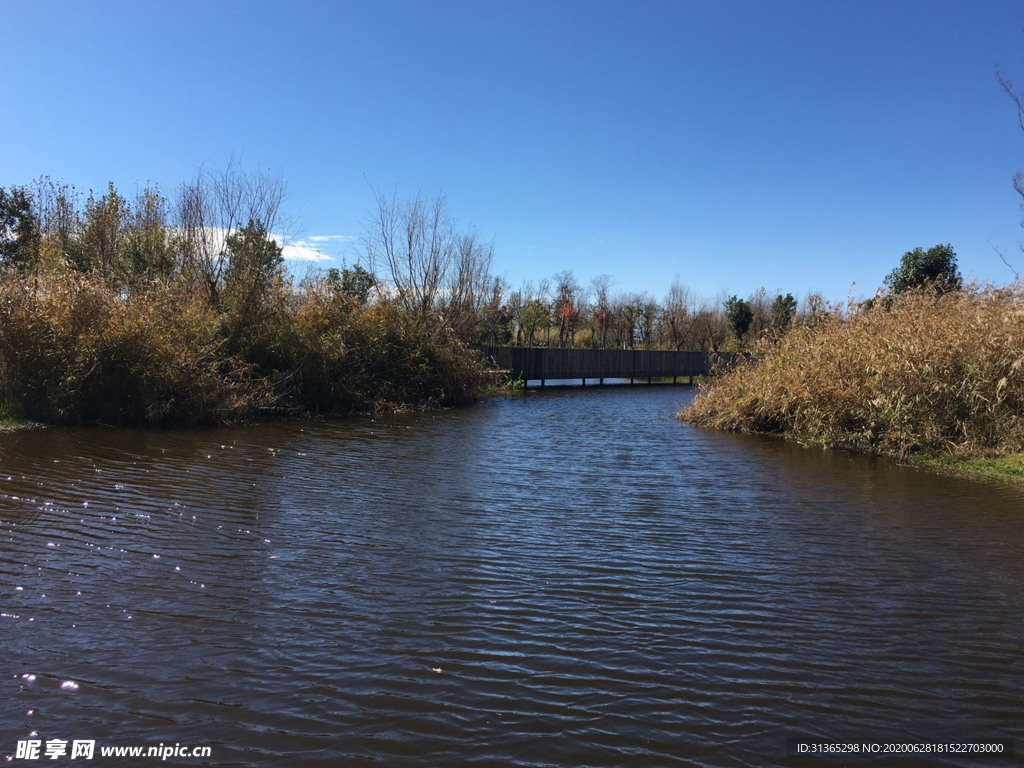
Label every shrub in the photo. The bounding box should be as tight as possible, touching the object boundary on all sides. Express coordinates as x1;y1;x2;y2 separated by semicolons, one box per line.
0;271;277;424
284;283;495;413
0;267;496;425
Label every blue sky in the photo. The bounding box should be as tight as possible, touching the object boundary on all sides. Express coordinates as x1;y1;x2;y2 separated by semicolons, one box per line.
4;0;1024;304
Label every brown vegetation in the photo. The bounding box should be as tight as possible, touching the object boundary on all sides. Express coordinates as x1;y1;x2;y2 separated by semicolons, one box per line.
0;172;495;425
681;285;1024;458
0;267;493;425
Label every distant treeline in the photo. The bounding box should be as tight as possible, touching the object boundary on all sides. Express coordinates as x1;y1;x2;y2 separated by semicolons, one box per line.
499;276;815;352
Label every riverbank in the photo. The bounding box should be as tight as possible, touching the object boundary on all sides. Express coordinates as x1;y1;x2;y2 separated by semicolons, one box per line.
0;413;44;432
905;452;1024;485
0;269;496;426
680;284;1024;486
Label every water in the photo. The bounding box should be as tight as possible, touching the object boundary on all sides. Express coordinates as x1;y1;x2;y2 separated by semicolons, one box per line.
1;387;1022;766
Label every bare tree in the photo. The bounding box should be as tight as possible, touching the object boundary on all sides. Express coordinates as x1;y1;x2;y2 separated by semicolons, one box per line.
664;279;697;350
748;286;771;339
801;292;831;324
591;274;613;348
444;228;496;337
552;270;581;347
173;160;286;307
605;292;632;348
363;189;456;325
30;176;82;270
476;275;509;345
506;287;524;345
999;70;1024;274
693;293;728;352
613;291;654;348
639;294;660;349
362;187;499;339
516;280;549;347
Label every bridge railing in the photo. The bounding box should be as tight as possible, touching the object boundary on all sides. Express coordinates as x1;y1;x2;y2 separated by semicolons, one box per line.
480;346;739;384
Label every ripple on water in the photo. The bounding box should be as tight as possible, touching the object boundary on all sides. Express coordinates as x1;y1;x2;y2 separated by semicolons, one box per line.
0;388;1022;766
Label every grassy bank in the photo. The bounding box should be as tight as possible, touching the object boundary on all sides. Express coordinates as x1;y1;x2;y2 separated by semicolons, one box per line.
904;452;1024;485
680;285;1024;481
0;269;496;426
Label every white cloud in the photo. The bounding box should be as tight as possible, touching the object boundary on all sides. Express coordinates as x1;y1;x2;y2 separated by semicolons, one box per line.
168;227;348;263
271;234;355;262
307;234;355;244
279;241;334;262
273;233;356;262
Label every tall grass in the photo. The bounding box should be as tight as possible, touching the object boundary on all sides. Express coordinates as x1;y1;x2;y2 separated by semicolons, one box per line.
681;285;1024;457
0;270;495;425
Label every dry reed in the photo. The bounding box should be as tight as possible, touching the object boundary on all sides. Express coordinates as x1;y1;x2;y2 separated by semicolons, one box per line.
681;284;1024;457
0;270;495;425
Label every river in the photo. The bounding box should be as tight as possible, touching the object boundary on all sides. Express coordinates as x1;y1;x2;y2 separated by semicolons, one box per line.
1;386;1022;766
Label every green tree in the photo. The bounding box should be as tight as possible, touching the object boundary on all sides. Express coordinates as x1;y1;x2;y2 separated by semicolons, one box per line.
725;295;753;344
82;182;129;277
223;219;284;313
122;183;174;283
0;186;40;270
521;298;549;347
884;243;961;295
328;263;376;305
769;292;797;334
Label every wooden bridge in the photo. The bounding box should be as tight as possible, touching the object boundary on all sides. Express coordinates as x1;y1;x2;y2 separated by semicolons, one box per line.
481;346;738;388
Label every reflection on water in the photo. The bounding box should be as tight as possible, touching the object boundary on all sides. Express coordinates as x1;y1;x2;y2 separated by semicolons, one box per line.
1;387;1022;766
